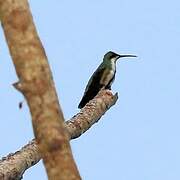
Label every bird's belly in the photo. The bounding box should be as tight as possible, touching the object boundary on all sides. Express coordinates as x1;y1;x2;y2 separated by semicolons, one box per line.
100;69;114;86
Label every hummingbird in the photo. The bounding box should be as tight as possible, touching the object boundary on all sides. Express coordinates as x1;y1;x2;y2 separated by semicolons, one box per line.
78;51;137;109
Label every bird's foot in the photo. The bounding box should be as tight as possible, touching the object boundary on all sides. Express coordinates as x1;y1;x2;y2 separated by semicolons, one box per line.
105;89;113;96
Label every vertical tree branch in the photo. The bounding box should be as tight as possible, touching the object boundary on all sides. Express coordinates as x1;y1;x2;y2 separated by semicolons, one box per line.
0;0;81;179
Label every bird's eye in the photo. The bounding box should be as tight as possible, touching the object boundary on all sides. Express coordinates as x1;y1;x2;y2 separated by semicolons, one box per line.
109;54;116;59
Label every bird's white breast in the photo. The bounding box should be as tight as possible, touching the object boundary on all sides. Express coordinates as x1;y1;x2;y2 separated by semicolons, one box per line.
111;58;116;71
100;69;114;86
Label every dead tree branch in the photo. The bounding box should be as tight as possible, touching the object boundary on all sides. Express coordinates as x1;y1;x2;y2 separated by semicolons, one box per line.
0;0;80;179
0;90;118;180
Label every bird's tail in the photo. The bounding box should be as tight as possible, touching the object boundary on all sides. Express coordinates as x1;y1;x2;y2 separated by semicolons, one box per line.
78;96;89;109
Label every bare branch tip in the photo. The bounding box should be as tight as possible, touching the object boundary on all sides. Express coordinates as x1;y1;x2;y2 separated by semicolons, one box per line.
114;92;118;100
13;82;23;92
110;92;118;106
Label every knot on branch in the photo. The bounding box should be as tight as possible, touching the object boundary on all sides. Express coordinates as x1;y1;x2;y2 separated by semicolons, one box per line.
13;77;49;96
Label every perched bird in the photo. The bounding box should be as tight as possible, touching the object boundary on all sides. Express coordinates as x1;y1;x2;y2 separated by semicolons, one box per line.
78;51;137;109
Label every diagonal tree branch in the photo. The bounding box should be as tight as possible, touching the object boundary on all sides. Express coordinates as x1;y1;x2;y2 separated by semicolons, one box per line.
0;90;118;180
66;90;118;139
0;0;80;179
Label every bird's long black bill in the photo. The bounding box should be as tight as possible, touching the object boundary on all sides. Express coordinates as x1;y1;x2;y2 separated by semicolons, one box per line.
119;55;137;58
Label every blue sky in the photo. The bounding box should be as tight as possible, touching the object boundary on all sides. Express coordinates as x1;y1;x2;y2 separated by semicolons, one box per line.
0;0;180;179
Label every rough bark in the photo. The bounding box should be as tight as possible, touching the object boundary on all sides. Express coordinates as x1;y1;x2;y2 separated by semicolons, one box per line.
66;90;118;139
0;90;118;180
0;0;80;179
0;140;39;180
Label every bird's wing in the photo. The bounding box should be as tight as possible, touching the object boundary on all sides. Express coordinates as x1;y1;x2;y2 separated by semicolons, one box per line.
78;65;105;108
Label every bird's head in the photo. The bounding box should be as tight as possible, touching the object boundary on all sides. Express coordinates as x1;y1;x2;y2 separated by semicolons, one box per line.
103;51;137;63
